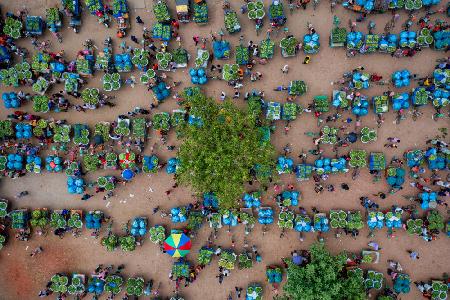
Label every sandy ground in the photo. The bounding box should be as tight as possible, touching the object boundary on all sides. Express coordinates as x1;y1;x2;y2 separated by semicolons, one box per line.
0;0;449;299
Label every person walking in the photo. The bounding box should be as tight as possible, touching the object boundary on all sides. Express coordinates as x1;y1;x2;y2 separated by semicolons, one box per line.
281;64;289;74
130;35;139;44
407;250;420;260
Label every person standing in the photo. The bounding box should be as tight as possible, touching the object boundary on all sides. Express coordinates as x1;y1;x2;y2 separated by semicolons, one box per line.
136;16;144;24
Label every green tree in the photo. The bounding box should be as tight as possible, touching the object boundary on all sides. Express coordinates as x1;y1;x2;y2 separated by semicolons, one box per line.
283;243;366;300
176;92;274;209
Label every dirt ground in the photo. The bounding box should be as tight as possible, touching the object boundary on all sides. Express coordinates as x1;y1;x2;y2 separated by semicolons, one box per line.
0;0;449;299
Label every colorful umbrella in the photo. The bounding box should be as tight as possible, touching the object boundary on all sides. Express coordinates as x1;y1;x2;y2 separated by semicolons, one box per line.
163;233;191;257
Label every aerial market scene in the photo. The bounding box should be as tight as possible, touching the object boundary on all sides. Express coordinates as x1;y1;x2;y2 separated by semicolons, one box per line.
0;0;449;299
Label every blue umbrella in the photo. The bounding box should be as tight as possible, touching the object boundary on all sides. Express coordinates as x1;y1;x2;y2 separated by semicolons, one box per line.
121;169;134;181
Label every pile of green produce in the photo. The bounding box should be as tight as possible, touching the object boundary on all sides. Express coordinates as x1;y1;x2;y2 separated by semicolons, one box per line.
132;118;146;138
197;247;214;265
153;1;171;22
187;211;204;231
247;0;265;20
3;17;22;39
68;213;83;229
171;110;187;127
346;211;364;230
112;0;128;16
280;37;298;56
417;28;434;47
32;119;47;137
431;281;448;300
219;250;237;270
360;127;377;143
331;27;347;45
0;156;7;172
67;275;85;295
114;120;130;136
224;11;241;34
365;34;380;53
172;48;188;65
30;209;49;228
404;0;422;10
94;122;110;142
413;87;429;106
82;154;100;172
120;235;136;252
103;73;121;91
152;22;172;41
314;95;329;112
33;95;50;113
105;153;117;168
0;120;14;139
374;95;389;114
32;77;50;94
172;263;189;279
246;285;263;300
321;126;338;144
131;48;150;69
50;212;67;229
63;75;79;93
278;210;295;229
365;270;383;290
238;253;253;269
76;58;91;75
239;211;256;226
32;52;51;73
149;225;165;243
15;62;32;80
193;2;208;23
269;1;284;18
427;210;444;231
349;149;367;168
195;51;209;68
65;162;79;176
81;88;100;106
139;69;156;84
126;277;144;296
153;112;171;131
105;275;123;295
0;200;8;218
50;274;69;293
0;67;18;87
406;218;423;235
156;52;172;70
369;152;385;170
222;64;239;81
46;8;61;24
85;0;102;13
54;124;71;143
259;38;275;59
235;45;249;65
101;234;119;251
289;80;307;96
330;210;347;229
97;176;115;191
282;103;299;120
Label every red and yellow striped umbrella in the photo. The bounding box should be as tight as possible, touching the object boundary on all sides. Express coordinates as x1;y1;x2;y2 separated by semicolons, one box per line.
163;232;191;258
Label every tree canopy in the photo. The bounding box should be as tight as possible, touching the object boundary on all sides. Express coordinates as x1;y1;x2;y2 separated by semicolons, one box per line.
283;243;366;300
176;91;274;209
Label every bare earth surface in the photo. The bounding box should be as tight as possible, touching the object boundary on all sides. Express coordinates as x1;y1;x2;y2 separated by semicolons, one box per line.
0;0;449;299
